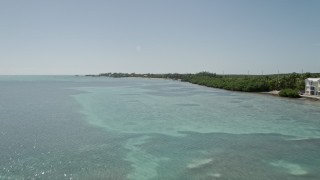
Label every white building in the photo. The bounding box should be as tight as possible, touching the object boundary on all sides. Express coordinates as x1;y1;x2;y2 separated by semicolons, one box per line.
305;78;320;96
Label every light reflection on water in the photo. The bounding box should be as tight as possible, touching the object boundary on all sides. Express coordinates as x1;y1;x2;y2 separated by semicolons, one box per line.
0;76;320;180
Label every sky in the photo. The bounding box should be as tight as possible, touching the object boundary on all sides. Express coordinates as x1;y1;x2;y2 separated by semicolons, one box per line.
0;0;319;75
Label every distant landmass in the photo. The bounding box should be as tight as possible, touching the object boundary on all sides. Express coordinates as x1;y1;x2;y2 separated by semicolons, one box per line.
85;72;320;98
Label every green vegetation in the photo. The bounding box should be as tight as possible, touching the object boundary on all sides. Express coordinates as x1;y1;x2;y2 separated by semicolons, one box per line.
183;72;270;92
279;89;301;98
181;72;318;94
87;71;320;98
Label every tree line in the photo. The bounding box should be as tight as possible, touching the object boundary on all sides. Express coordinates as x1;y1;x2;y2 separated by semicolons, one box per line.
87;72;320;97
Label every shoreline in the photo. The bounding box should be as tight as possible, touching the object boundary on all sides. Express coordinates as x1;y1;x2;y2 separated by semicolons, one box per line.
300;95;320;101
260;90;320;101
175;80;320;102
260;90;280;96
175;79;320;102
82;76;320;102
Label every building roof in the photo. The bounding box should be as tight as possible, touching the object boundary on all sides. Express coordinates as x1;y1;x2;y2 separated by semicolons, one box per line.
306;78;320;81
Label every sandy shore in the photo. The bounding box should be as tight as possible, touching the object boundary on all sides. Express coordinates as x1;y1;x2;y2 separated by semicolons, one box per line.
260;90;320;101
300;94;320;100
260;90;280;96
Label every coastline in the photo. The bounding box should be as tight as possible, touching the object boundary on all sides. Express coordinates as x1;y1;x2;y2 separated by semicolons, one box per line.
170;78;320;102
259;90;320;102
260;90;280;96
82;75;320;102
300;94;320;101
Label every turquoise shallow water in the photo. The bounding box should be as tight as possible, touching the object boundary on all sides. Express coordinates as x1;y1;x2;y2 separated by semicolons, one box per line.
0;76;320;179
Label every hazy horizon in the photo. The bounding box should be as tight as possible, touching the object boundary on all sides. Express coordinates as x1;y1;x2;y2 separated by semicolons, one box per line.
0;71;317;76
1;0;319;75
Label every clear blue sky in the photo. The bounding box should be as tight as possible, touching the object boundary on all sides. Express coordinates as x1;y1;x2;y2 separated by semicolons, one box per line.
0;0;319;75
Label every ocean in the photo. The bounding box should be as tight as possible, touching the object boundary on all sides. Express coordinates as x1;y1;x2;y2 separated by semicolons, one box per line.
0;76;319;180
